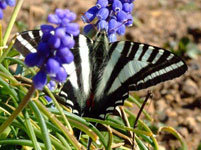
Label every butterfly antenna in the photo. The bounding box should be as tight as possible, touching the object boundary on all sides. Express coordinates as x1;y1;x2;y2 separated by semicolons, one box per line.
132;91;152;150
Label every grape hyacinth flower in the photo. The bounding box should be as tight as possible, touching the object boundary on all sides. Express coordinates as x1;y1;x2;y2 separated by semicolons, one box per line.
25;9;79;90
82;0;135;42
0;0;16;19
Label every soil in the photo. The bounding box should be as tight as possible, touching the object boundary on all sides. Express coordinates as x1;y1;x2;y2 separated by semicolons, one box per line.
2;0;201;149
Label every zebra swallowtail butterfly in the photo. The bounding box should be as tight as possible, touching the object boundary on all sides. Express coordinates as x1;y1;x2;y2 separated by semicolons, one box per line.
14;30;187;119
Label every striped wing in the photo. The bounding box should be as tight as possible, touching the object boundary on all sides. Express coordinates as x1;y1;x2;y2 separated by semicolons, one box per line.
93;41;187;118
14;30;42;56
14;30;94;116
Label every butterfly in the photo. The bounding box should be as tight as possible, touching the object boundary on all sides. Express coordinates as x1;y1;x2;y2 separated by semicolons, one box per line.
14;30;188;119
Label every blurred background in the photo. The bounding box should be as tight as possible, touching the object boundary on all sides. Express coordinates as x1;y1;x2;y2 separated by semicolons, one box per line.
1;0;201;149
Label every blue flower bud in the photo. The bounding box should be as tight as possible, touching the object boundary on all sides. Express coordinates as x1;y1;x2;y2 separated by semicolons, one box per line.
82;6;99;23
97;8;109;20
6;0;15;6
56;47;74;64
112;0;123;12
45;96;52;102
98;20;108;31
83;24;94;35
0;9;3;19
48;14;61;24
125;14;133;26
65;23;80;36
55;27;66;38
47;80;56;91
108;33;117;42
33;71;47;90
25;53;40;67
117;10;128;23
55;67;67;82
96;0;108;9
46;58;60;74
108;19;118;34
0;2;7;9
41;25;54;33
37;42;50;57
55;8;66;19
48;35;61;48
117;24;126;35
61;35;75;48
123;2;134;13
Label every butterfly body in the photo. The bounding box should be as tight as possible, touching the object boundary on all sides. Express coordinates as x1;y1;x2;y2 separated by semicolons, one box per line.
14;30;188;119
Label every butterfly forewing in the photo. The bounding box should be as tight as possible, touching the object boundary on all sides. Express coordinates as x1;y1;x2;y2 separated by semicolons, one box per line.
92;40;187;118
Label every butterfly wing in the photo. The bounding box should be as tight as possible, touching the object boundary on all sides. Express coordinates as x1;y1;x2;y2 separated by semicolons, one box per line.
14;30;94;115
92;41;187;118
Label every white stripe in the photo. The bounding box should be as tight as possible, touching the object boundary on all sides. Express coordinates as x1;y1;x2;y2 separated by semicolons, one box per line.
79;35;91;96
167;54;174;60
152;49;164;63
28;31;34;39
134;44;143;60
126;42;134;57
17;35;37;53
72;109;79;114
96;42;124;98
142;61;184;83
99;114;105;118
115;100;123;105
63;62;78;90
66;100;74;106
106;107;114;111
39;30;43;36
141;46;154;61
60;91;68;97
109;60;148;94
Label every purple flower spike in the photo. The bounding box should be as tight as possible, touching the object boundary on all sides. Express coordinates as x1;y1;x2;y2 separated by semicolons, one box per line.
25;9;79;90
82;0;135;42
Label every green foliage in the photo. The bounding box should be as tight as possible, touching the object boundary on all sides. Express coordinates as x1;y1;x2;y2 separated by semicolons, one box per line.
165;37;201;59
0;1;188;149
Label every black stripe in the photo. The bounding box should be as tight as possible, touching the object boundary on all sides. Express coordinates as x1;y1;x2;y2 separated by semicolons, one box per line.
108;42;118;56
139;44;149;61
147;47;160;62
21;31;39;48
128;57;186;90
128;42;139;60
155;50;170;64
104;42;131;93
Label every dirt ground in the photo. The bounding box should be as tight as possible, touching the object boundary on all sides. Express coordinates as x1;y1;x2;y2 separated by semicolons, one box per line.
2;0;201;149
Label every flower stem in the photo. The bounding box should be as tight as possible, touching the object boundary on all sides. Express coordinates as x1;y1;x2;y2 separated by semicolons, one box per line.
0;84;35;134
3;0;24;46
